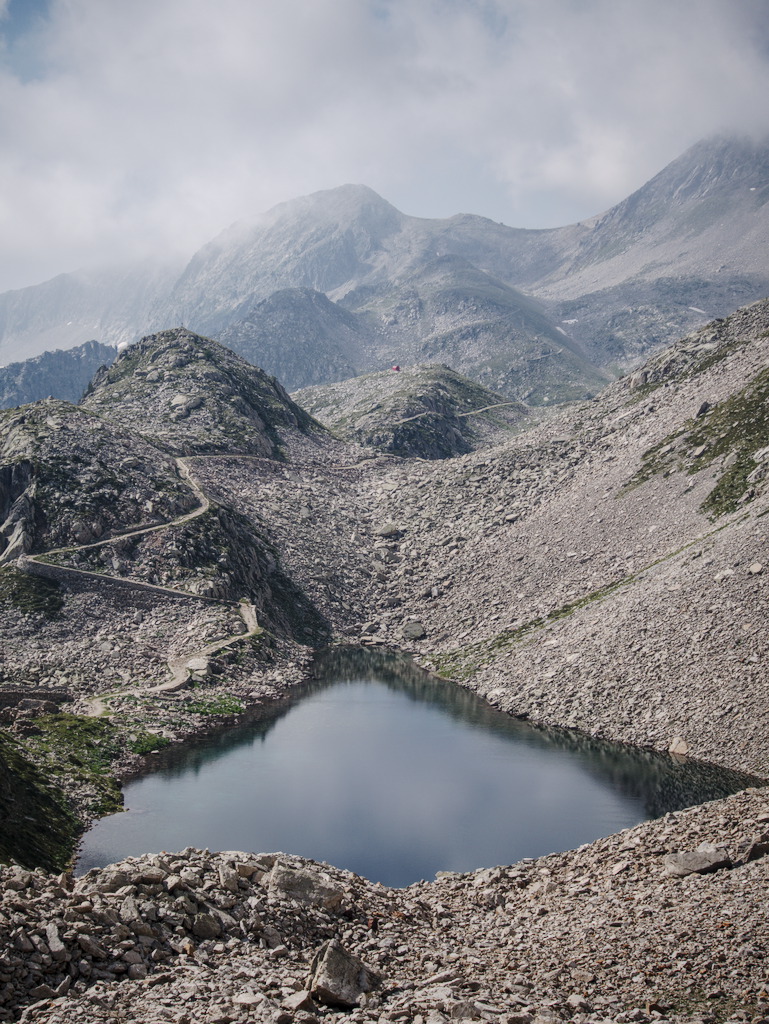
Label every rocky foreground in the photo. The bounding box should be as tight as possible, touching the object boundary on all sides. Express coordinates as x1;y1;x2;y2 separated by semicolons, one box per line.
1;788;768;1024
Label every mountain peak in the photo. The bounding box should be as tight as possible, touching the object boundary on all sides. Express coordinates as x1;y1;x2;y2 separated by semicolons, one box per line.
81;328;319;456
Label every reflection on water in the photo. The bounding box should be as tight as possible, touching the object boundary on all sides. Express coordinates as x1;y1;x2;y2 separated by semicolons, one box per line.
77;646;761;886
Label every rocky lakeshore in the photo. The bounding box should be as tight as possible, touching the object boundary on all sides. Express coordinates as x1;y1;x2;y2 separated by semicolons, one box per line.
1;788;768;1024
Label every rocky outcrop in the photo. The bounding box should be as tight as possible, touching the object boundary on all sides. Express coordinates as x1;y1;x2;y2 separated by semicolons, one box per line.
81;328;321;456
0;401;197;559
294;363;531;458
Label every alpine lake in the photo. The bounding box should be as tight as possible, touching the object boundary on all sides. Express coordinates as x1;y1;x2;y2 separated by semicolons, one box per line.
77;647;760;887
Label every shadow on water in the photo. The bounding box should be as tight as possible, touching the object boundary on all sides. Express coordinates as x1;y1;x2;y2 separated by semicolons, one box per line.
75;645;764;884
307;646;762;819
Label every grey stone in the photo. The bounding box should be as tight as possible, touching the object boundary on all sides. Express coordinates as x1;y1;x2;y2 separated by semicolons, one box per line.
375;523;402;538
185;656;211;675
663;843;732;878
308;939;381;1009
566;993;591;1011
191;913;221;939
402;620;427;640
668;736;689;756
744;834;769;862
45;923;67;961
77;934;108;958
283;990;317;1012
233;991;265;1007
218;864;239;892
268;861;343;910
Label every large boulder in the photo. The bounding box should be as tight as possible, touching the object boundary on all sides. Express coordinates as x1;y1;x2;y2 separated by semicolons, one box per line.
307;940;381;1008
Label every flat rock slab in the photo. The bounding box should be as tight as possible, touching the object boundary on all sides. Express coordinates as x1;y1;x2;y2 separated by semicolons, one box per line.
268;860;344;910
663;842;732;878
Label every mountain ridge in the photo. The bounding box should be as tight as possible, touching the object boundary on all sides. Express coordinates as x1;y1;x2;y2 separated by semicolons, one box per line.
0;134;767;404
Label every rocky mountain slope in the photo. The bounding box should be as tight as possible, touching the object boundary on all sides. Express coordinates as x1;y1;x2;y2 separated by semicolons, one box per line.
1;306;769;1021
1;136;767;400
217;287;365;390
0;261;181;364
294;363;532;458
0;341;116;409
0;399;198;561
81;328;320;457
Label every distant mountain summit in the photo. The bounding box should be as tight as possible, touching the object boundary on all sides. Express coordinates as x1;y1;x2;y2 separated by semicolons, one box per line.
0;340;116;409
0;136;767;403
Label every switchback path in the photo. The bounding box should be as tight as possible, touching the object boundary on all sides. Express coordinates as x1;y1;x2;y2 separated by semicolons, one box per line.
19;457;262;716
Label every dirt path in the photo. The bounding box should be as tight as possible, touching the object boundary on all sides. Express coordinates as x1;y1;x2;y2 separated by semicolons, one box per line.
395;401;523;426
19;458;262;717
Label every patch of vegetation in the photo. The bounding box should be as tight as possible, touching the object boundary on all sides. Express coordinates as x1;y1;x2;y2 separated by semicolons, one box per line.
435;576;635;681
186;694;245;716
624;364;769;516
21;712;123;818
0;567;64;618
127;731;171;755
623;430;686;492
658;988;748;1024
0;730;80;871
686;366;769;516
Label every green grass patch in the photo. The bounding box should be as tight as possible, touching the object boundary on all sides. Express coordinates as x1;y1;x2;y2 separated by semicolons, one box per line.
623;363;769;516
0;567;64;618
127;731;171;755
185;694;245;716
21;712;123;817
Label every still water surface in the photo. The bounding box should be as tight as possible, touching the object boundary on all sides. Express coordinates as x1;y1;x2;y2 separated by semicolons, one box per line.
77;647;759;885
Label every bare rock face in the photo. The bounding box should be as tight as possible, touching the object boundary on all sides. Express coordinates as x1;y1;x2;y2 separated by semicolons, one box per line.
307;939;381;1008
0;340;117;410
268;860;344;910
663;842;732;877
0;399;197;560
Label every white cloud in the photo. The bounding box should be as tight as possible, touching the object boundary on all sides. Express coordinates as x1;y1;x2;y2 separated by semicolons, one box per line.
0;0;768;290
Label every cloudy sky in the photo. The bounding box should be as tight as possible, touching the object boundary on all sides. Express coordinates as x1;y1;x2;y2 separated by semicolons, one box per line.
0;0;768;293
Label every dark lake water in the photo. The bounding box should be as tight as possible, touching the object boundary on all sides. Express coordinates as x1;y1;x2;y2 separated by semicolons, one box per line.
77;647;760;886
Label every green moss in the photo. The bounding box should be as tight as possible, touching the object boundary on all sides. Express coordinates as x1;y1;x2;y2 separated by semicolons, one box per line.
0;567;64;618
623;363;769;516
128;731;171;755
185;694;245;716
21;712;123;817
0;730;80;871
